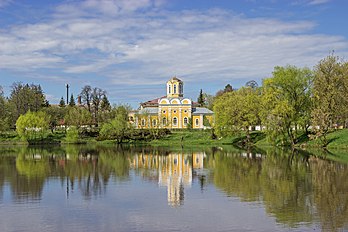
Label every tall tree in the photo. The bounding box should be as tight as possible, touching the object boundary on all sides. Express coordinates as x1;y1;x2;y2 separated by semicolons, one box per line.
80;85;92;112
8;82;48;126
311;54;348;146
261;65;313;146
69;94;76;107
91;87;106;126
0;86;10;131
197;89;204;106
214;87;261;144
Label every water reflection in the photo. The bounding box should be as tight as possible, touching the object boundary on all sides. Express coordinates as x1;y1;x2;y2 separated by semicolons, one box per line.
130;151;206;206
0;145;348;231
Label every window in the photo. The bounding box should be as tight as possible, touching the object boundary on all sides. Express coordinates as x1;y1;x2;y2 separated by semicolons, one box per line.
163;110;166;114
162;117;167;125
152;119;157;127
183;117;188;125
173;110;177;113
169;85;171;94
173;117;178;126
195;118;199;126
174;84;177;94
141;119;146;127
184;110;187;113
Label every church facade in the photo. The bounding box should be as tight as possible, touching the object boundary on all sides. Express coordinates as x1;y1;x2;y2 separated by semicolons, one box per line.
131;77;214;129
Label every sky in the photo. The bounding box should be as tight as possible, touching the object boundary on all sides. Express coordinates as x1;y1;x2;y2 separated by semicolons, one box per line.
0;0;348;108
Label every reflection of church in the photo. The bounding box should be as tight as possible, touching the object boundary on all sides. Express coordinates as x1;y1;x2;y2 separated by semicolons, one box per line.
130;152;205;207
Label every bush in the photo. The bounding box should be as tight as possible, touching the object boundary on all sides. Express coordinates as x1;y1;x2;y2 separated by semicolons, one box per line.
66;126;79;143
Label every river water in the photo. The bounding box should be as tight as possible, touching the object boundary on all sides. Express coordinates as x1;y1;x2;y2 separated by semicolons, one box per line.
0;145;347;232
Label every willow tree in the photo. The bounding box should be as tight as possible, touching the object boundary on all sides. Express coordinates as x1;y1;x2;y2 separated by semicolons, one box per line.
311;54;348;147
214;86;261;144
261;65;313;146
16;111;50;141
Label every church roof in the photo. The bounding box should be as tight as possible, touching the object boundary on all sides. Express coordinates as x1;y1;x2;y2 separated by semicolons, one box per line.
192;107;214;115
137;107;158;115
170;77;182;82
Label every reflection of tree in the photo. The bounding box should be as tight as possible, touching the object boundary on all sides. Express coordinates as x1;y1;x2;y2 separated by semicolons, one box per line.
311;157;348;232
211;148;348;230
212;149;313;227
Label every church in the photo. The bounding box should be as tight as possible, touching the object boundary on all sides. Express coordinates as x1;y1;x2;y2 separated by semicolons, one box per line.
131;77;214;129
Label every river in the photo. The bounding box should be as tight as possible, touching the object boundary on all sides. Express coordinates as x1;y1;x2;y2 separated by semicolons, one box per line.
0;145;347;231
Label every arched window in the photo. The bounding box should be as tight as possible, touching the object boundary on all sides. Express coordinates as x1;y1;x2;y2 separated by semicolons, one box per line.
152;119;157;127
168;85;171;94
183;117;188;125
174;84;177;94
141;119;146;127
173;117;178;126
162;117;167;125
195;118;199;126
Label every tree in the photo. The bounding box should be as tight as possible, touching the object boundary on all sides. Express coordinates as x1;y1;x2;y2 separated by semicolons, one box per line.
80;85;92;112
214;87;261;144
91;87;105;126
64;106;92;128
197;89;204;106
203;93;215;110
246;80;259;89
311;54;348;146
69;94;76;107
16;111;50;141
0;86;10;131
261;65;313;146
8;82;48;126
99;105;130;143
59;97;66;107
216;84;233;97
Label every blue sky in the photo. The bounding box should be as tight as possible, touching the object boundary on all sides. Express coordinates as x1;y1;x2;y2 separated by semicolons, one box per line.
0;0;347;108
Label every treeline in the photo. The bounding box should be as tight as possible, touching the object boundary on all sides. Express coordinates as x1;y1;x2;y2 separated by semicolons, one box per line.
209;54;348;147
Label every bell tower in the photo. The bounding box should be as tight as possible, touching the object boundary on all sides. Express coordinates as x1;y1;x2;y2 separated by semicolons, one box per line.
167;77;183;98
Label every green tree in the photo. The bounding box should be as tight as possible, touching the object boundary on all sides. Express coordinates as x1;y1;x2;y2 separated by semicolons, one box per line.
69;94;75;107
261;65;313;146
8;82;48;126
214;87;261;144
64;106;92;128
197;89;204;106
311;54;348;146
0;86;10;131
65;126;79;143
59;97;66;107
16;111;50;141
100;105;130;143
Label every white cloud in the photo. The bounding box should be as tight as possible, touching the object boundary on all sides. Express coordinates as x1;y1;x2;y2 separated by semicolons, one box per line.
0;0;347;105
308;0;331;5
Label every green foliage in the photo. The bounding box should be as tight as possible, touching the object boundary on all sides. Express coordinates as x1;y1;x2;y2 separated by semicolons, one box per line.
69;94;76;107
16;111;50;141
64;106;92;127
261;65;313;146
59;97;66;107
65;126;79;143
197;89;204;106
311;54;348;147
214;87;261;144
8;82;48;126
99;105;130;143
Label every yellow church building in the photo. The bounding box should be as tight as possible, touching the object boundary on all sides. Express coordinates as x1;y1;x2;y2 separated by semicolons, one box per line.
132;77;214;129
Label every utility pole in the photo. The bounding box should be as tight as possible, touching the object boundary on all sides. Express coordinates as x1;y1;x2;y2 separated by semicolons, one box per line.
66;84;70;105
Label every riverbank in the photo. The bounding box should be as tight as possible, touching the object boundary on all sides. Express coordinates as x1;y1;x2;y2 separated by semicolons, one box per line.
2;128;348;150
